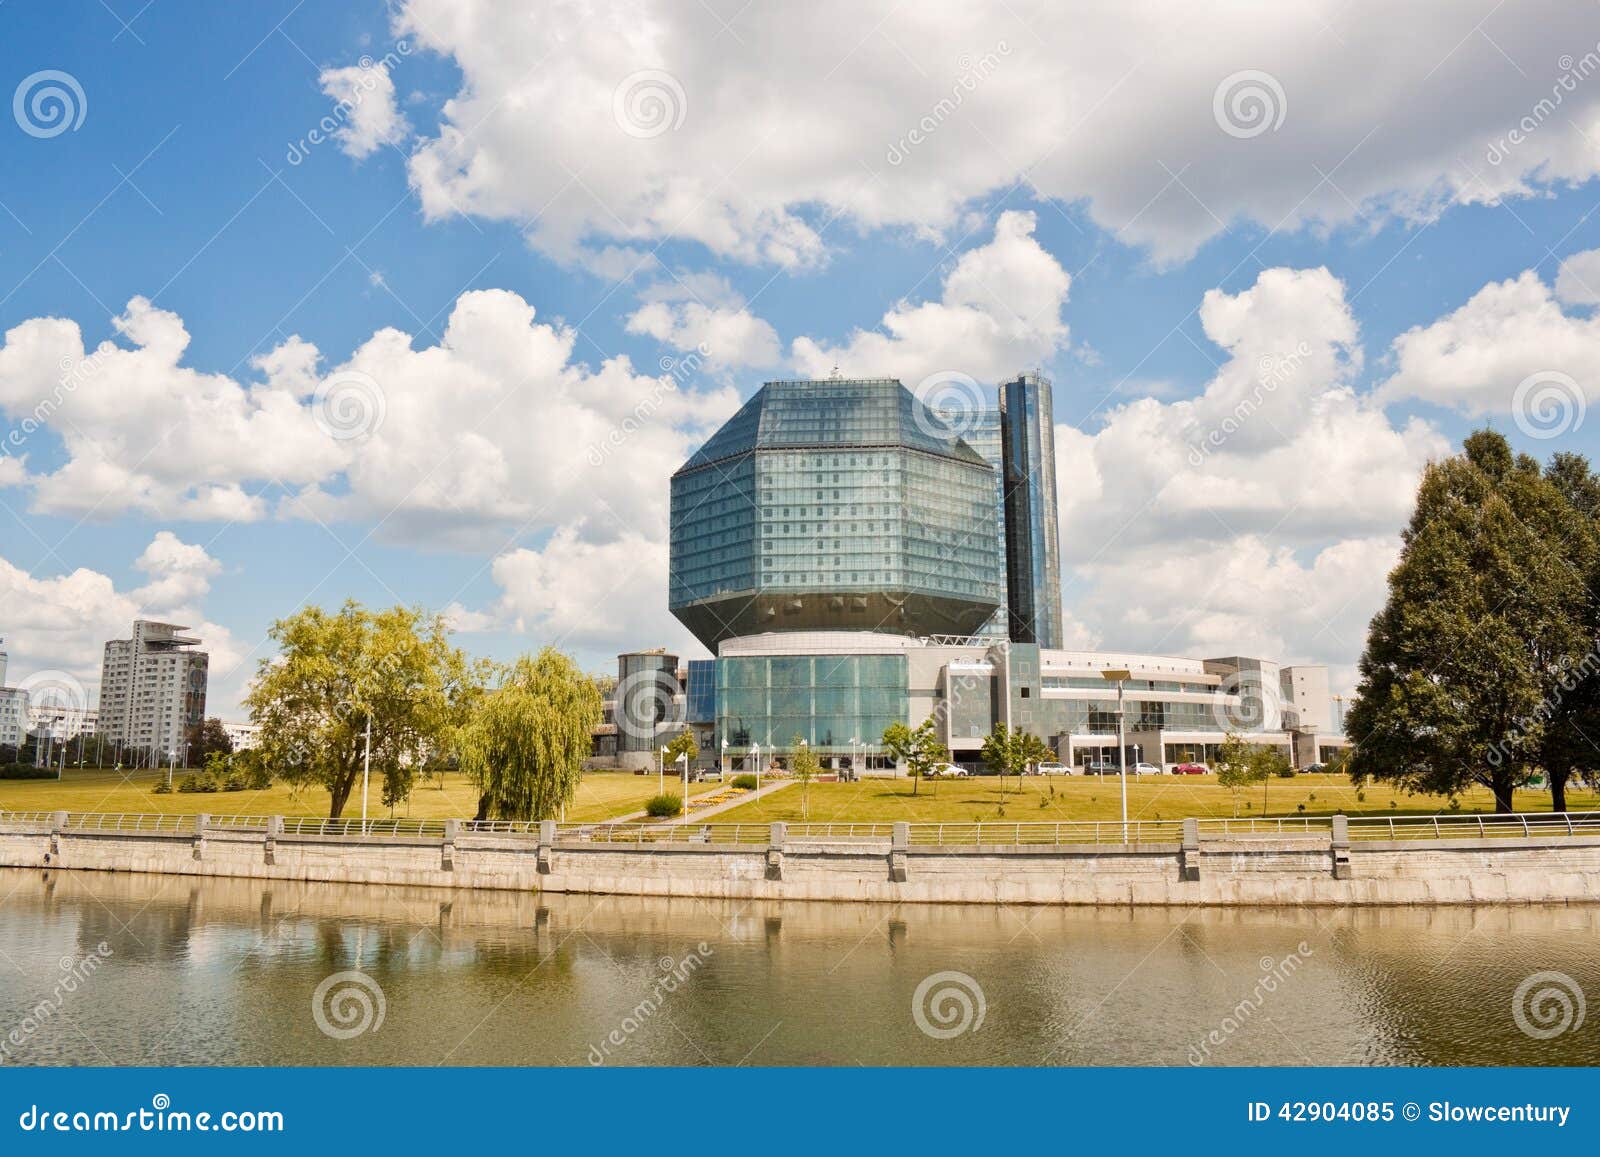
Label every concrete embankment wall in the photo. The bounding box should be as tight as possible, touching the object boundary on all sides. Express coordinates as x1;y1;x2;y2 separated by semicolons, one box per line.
2;816;1598;905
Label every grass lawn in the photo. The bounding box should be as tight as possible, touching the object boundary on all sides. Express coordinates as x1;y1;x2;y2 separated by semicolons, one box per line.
704;772;1600;826
0;767;720;823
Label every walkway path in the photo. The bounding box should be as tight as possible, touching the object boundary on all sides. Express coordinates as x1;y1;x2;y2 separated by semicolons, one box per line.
663;778;795;824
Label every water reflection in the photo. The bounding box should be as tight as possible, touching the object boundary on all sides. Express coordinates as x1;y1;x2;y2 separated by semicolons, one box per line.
0;869;1595;1067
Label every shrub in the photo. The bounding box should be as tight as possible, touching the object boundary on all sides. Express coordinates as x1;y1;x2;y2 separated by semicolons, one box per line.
731;774;758;790
223;773;249;792
0;765;58;780
151;780;172;794
1276;766;1296;778
645;793;683;818
177;771;219;794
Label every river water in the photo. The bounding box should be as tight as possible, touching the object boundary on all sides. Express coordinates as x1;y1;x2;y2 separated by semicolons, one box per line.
0;868;1595;1066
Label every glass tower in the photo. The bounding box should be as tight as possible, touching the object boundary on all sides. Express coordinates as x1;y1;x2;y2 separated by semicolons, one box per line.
1000;372;1064;648
670;379;1003;649
936;404;1008;641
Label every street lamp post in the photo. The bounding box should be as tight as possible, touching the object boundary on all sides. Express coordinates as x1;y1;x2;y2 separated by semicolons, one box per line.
360;713;372;834
721;737;728;780
677;751;689;817
751;741;761;792
1100;669;1131;842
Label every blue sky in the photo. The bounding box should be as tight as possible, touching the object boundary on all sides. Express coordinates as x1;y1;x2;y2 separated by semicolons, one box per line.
4;0;1600;715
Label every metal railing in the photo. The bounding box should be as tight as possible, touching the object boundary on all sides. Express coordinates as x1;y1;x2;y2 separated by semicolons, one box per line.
1347;812;1600;841
277;817;448;838
906;820;1185;846
4;809;1599;847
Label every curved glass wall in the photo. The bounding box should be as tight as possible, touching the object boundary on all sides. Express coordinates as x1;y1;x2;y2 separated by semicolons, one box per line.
716;653;908;750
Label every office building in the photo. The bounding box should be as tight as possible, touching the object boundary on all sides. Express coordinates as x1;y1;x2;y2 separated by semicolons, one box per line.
97;621;209;762
669;379;1003;649
999;372;1063;648
0;640;26;749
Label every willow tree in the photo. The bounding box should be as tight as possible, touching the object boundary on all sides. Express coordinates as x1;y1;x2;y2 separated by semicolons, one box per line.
460;648;602;821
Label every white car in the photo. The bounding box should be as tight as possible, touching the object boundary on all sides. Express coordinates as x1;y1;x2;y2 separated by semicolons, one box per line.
931;762;968;777
1035;761;1070;775
1132;761;1162;775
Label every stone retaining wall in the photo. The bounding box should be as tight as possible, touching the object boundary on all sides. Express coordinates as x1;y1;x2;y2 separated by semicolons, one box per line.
1;815;1597;905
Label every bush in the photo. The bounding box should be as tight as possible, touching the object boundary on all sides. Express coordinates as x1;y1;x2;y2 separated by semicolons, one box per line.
0;765;58;779
152;780;172;794
731;774;758;790
223;773;249;792
645;793;683;817
176;771;218;794
1276;766;1297;778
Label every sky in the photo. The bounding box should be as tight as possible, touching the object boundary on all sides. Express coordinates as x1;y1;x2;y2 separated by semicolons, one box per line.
3;0;1600;720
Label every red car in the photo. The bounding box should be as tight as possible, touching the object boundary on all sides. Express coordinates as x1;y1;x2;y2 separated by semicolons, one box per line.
1172;762;1209;775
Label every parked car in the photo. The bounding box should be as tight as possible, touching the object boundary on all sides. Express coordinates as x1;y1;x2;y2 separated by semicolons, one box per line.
1303;762;1326;774
1172;762;1209;775
1132;761;1162;776
931;762;968;777
1083;760;1117;775
1036;761;1070;775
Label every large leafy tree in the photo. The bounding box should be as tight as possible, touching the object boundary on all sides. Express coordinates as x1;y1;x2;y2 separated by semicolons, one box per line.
186;717;234;764
1536;451;1600;811
247;601;475;817
460;648;602;821
1346;431;1596;812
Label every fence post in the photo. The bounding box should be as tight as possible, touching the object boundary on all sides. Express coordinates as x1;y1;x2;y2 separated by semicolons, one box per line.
1180;817;1201;882
441;818;458;872
193;813;209;862
48;810;67;859
1331;813;1351;880
890;821;909;883
766;821;786;881
264;815;282;866
536;818;556;875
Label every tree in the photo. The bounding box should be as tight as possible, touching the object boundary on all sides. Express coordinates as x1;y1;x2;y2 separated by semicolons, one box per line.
460;648;602;821
1346;431;1596;812
188;717;234;765
1215;733;1266;817
1537;451;1600;813
790;734;820;818
246;601;475;817
882;719;946;796
662;730;699;773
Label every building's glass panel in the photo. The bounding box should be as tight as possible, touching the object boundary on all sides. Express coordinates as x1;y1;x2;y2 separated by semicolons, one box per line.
1001;373;1063;648
716;653;908;751
684;659;716;724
